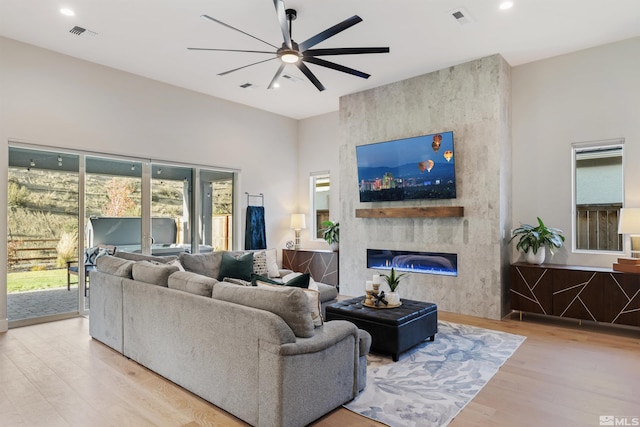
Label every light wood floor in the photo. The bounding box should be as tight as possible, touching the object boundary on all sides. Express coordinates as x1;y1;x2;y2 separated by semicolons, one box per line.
1;312;639;427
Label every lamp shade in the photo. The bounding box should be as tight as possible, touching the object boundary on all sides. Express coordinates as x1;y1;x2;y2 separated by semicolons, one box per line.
290;213;306;230
618;208;640;234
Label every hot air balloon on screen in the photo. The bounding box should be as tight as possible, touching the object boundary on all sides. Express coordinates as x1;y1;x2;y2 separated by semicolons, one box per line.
444;150;453;162
427;160;434;172
418;161;426;173
432;134;442;152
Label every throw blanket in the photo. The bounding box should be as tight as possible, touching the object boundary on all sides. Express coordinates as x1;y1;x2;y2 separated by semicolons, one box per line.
245;206;266;250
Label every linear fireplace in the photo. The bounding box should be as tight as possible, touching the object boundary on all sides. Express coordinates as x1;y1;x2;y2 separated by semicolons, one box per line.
367;249;458;277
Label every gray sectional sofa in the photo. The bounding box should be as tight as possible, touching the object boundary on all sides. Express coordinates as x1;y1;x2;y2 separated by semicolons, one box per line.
89;250;371;427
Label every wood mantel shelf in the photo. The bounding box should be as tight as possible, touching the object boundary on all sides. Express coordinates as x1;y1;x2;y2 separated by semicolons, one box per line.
355;206;464;218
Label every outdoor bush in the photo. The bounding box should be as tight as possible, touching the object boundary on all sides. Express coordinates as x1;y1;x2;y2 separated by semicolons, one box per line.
56;231;78;267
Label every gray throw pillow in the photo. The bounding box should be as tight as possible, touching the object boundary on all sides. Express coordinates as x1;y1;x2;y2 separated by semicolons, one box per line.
179;251;223;279
132;260;179;287
96;255;134;278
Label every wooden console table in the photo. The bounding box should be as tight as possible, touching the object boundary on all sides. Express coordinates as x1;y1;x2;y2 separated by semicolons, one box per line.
510;263;640;327
282;249;339;287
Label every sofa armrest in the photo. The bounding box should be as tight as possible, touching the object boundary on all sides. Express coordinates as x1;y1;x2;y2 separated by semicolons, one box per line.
278;268;293;277
276;320;358;356
258;319;363;427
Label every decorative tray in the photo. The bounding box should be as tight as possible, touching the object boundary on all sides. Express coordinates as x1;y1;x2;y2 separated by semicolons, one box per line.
362;300;402;309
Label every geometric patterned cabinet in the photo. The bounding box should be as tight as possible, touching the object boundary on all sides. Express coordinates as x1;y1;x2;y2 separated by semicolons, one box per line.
282;249;339;288
510;263;640;327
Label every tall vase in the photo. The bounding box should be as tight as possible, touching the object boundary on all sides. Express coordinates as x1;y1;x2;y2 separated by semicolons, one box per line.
524;246;546;265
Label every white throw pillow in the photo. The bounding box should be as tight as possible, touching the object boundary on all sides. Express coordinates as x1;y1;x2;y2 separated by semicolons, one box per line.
265;248;280;278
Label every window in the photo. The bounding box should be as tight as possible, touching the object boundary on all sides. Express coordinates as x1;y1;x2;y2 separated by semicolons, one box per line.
310;172;330;240
572;140;624;252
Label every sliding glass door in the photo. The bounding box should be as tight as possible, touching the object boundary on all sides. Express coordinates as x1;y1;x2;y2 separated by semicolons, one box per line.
7;147;81;326
7;145;237;327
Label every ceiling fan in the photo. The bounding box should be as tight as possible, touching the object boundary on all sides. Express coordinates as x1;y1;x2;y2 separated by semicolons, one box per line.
188;0;390;91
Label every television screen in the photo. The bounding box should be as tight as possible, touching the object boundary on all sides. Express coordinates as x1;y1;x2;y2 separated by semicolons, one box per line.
356;131;456;202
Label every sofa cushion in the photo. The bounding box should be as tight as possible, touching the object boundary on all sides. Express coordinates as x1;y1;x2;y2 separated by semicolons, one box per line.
96;255;134;278
132;260;180;287
211;281;315;338
251;273;310;288
168;271;217;297
254;280;323;328
222;277;252;286
179;251;223;279
218;252;254;282
114;252;177;263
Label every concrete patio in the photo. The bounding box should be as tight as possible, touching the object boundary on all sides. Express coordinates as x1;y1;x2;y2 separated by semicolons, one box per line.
7;286;89;321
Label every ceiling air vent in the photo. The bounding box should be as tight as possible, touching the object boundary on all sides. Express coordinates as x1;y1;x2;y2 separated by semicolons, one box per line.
69;26;98;36
449;8;475;25
282;74;302;83
240;83;253;89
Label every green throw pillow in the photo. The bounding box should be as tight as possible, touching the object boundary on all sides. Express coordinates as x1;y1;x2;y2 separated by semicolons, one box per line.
251;272;310;288
218;252;254;282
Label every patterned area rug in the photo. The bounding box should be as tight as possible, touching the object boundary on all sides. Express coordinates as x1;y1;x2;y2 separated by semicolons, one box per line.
344;320;525;427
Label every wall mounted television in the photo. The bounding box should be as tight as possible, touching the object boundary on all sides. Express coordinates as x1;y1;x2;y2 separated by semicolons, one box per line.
356;131;456;202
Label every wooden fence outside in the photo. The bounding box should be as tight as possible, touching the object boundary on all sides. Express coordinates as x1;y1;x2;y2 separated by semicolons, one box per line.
8;238;60;270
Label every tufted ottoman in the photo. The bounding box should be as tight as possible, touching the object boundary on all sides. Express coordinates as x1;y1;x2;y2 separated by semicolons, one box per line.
325;296;438;361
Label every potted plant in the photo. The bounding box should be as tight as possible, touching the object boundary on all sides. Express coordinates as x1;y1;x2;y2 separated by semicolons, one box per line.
509;217;565;264
380;267;407;305
321;220;339;251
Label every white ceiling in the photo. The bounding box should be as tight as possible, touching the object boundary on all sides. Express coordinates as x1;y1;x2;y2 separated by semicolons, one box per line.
1;0;639;120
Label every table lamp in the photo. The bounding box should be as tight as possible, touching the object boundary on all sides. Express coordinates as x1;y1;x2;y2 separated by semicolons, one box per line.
618;208;640;258
290;213;306;250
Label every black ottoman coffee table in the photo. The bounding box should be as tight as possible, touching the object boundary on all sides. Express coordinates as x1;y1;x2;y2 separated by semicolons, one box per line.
325;296;438;361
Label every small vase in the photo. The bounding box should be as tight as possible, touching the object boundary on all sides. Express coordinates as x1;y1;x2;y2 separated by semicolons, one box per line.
330;242;339;252
387;291;400;306
524;246;546;265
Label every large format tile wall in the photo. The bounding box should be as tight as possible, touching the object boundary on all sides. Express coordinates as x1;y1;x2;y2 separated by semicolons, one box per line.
338;54;512;319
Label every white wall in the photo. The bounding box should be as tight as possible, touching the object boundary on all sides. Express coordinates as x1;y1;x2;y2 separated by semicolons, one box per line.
0;37;299;331
296;111;340;250
512;36;640;267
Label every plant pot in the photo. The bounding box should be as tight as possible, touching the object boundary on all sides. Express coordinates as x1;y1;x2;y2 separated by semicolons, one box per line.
524;246;546;265
330;241;339;252
386;291;401;306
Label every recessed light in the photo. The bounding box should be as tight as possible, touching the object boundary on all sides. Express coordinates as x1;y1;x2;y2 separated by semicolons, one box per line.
60;8;75;16
499;1;514;10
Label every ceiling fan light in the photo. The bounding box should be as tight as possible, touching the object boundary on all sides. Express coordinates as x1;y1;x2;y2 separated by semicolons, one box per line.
280;51;300;64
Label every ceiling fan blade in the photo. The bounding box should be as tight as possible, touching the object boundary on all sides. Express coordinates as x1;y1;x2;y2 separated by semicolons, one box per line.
296;62;326;91
188;48;275;54
218;57;277;76
273;0;292;49
304;47;390;56
201;14;278;49
268;63;286;89
298;15;362;51
303;57;370;79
